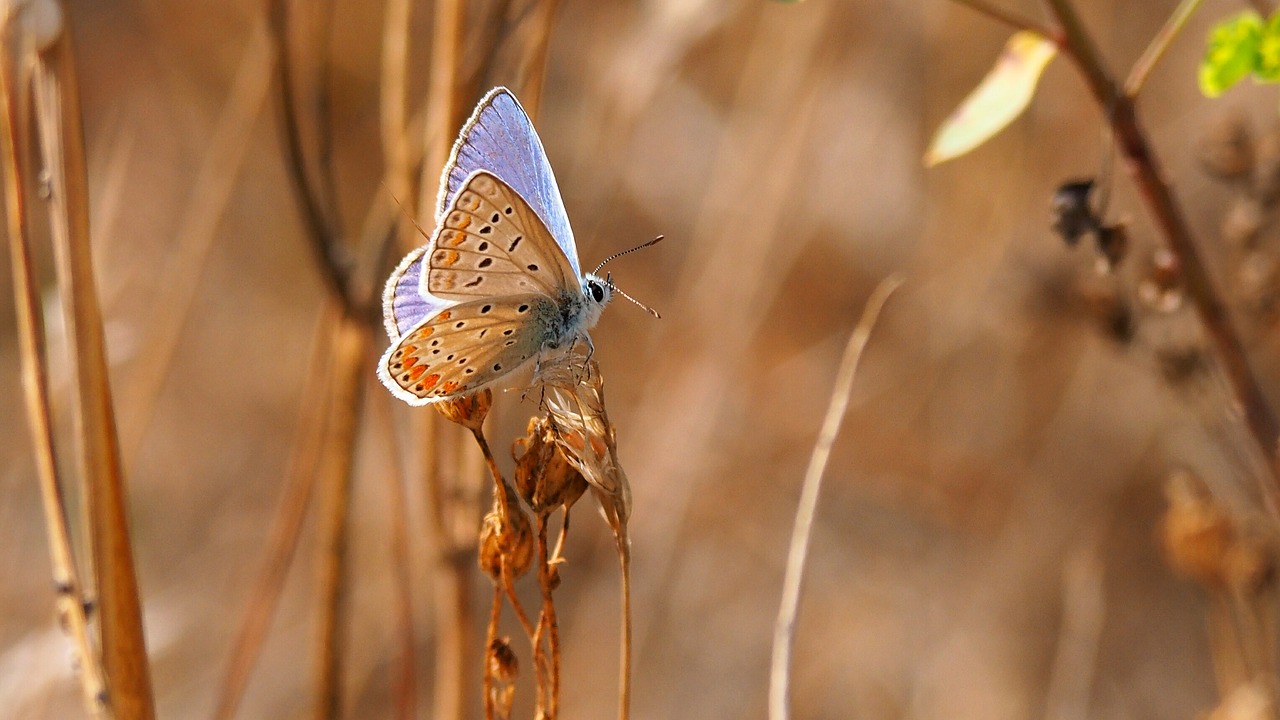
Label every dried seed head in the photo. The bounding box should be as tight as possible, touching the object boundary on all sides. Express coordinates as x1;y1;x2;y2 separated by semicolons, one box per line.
533;350;632;522
478;504;534;581
1160;470;1232;588
433;389;492;431
513;416;588;514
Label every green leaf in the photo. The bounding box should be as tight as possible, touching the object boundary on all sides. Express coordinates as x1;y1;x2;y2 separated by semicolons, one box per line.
924;31;1057;167
1200;11;1263;96
1256;11;1280;81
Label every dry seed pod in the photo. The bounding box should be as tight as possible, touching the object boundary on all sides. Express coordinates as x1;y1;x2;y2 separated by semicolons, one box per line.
1160;470;1233;588
433;389;492;431
1199;112;1254;181
514;416;588;514
478;506;534;581
487;638;519;683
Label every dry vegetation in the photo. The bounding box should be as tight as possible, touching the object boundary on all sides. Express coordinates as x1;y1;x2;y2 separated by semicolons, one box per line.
4;0;1280;718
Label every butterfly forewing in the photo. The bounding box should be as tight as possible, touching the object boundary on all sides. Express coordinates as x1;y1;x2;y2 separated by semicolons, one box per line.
426;171;578;302
437;88;581;277
379;294;549;404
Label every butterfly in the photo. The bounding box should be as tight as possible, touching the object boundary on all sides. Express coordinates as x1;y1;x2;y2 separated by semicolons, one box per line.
377;87;615;406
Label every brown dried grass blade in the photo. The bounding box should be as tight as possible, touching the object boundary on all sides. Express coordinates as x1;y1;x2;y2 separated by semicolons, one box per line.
768;275;902;720
312;316;370;720
211;306;337;720
32;23;156;720
0;6;108;716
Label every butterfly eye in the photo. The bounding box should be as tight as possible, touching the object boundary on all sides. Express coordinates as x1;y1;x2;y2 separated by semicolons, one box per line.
589;282;605;303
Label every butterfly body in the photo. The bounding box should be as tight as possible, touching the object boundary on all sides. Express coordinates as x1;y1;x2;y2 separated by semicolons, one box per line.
377;88;611;406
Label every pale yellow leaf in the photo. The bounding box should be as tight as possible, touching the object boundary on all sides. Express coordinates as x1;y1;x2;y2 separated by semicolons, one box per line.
925;31;1058;167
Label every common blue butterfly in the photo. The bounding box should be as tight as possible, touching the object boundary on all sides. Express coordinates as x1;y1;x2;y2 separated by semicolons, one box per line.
378;87;613;405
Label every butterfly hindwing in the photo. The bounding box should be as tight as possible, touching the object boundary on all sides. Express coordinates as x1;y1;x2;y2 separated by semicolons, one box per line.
382;246;451;341
378;293;549;405
436;87;581;277
426;171;579;302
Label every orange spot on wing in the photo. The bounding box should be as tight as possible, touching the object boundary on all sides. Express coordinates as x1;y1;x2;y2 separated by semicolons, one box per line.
403;356;418;368
408;365;427;380
442;231;465;247
422;373;441;389
437;310;452;321
441;380;460;393
417;326;434;337
401;345;417;354
436;250;460;267
455;214;472;229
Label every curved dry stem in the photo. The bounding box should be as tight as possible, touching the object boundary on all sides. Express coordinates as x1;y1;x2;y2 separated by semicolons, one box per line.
1124;0;1205;98
768;275;902;720
1042;0;1280;490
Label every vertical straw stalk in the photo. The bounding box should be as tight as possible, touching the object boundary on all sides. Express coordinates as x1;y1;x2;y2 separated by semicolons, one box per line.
0;4;109;716
31;13;155;719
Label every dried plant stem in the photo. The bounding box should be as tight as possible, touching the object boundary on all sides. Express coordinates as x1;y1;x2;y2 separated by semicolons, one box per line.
421;412;472;720
372;393;418;720
419;0;466;222
769;275;902;720
1043;0;1280;487
211;307;337;720
483;585;503;720
268;0;355;313
312;317;370;720
34;31;156;719
0;16;108;716
615;524;632;720
380;0;415;205
948;0;1054;36
532;515;555;716
1124;0;1205;97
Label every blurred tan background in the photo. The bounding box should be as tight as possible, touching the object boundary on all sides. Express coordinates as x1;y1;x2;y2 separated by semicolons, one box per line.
3;0;1279;718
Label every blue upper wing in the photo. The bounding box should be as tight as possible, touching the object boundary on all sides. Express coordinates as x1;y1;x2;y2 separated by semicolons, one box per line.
435;87;581;278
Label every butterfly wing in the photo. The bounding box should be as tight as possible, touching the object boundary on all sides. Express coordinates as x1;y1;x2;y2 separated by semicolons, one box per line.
377;294;550;405
426;170;579;302
436;87;581;277
382;246;451;341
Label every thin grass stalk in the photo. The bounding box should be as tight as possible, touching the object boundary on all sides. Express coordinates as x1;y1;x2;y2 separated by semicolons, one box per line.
768;275;902;720
33;26;155;719
0;8;108;715
483;585;503;720
211;306;338;720
312;316;369;720
615;522;631;720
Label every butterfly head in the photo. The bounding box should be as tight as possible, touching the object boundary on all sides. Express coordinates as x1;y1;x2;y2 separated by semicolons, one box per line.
580;273;613;329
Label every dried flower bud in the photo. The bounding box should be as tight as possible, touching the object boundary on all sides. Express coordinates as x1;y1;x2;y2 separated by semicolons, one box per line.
1198;112;1254;181
478;504;534;581
433;389;492;431
1160;471;1232;587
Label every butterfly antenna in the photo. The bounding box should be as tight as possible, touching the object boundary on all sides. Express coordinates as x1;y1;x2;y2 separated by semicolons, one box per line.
593;234;665;274
606;273;661;319
386;188;433;240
